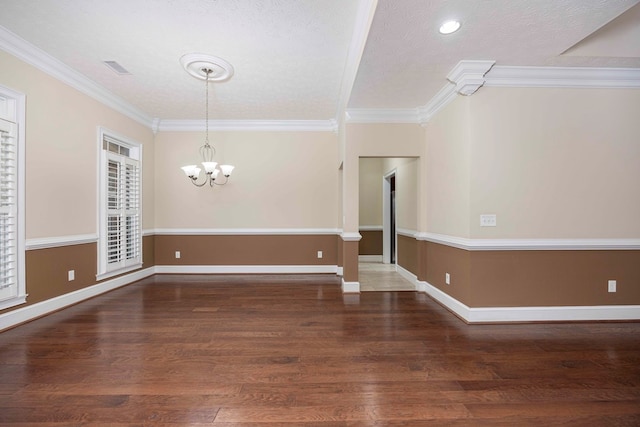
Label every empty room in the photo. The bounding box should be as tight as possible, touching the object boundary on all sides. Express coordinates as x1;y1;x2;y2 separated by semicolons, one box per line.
0;0;639;425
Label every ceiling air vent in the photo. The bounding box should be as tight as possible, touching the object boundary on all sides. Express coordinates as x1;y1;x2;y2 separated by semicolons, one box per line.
103;60;131;75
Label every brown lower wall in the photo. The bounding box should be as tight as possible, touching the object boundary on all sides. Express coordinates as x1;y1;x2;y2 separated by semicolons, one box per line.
424;242;472;304
397;234;418;276
154;234;338;266
359;230;382;255
469;249;640;307
143;234;155;268
1;235;155;316
342;239;359;282
421;241;640;307
21;243;98;309
6;233;637;319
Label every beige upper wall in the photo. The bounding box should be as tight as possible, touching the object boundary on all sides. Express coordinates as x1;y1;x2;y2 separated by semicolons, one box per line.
469;87;640;239
0;50;155;239
343;123;423;232
424;96;472;238
359;158;383;227
154;130;339;229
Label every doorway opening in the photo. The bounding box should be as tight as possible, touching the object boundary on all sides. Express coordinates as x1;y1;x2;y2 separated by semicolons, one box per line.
383;169;396;265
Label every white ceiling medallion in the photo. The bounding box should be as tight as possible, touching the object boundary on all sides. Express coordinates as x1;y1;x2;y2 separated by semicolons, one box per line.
180;53;234;82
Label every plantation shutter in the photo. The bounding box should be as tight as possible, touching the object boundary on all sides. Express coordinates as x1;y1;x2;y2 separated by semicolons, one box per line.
103;136;141;274
0;118;17;302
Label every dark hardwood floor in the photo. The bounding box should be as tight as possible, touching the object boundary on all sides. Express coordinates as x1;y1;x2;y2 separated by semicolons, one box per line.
1;274;639;426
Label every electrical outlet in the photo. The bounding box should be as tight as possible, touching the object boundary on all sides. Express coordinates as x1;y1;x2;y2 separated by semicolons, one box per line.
608;280;616;293
445;273;450;285
175;251;181;259
480;214;497;227
68;270;75;281
317;251;323;259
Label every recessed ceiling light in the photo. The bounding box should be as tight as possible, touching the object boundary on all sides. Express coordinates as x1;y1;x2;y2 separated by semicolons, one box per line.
439;20;461;35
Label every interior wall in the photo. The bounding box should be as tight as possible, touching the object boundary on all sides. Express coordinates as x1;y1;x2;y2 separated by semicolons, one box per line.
421;86;640;308
469;87;640;239
423;96;471;238
0;50;155;239
358;158;383;227
0;50;155;316
154;130;339;229
342;123;424;283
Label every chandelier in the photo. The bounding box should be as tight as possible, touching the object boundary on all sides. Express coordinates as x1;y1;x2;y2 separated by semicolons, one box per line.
180;54;235;187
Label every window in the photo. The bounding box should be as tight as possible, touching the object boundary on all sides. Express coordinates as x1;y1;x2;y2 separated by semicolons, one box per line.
98;129;142;279
0;86;25;310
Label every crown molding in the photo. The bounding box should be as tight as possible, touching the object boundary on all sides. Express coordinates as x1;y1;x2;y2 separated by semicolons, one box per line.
335;0;379;129
0;25;154;128
417;82;459;124
345;108;419;123
358;63;640;126
485;66;640;89
446;60;496;96
157;119;338;132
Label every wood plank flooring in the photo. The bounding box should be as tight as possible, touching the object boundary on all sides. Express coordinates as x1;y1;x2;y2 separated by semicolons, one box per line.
1;274;639;426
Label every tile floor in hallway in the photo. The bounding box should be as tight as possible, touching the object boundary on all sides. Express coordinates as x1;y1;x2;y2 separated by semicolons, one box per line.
359;261;415;292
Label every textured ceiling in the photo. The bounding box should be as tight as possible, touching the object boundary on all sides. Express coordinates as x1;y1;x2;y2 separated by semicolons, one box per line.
0;0;638;122
0;0;360;121
350;0;640;109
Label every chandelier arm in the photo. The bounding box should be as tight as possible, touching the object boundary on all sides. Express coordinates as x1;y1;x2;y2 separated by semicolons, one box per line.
189;176;209;187
211;175;230;186
199;143;216;162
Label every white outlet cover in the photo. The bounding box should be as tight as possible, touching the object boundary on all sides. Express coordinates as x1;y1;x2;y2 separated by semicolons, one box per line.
480;214;497;227
608;280;617;293
175;251;181;259
68;270;75;281
317;251;323;259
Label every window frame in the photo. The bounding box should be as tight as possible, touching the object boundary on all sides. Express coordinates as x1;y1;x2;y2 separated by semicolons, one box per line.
97;127;143;281
0;85;26;311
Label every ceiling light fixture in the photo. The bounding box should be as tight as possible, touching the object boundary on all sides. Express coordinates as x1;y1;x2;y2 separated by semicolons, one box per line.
180;54;235;187
439;20;461;35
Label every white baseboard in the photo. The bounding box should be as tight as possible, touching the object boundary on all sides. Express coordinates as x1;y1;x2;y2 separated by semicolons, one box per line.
337;266;344;276
396;264;420;291
465;304;640;323
359;255;383;263
420;280;640;323
394;265;640;323
0;267;155;332
154;265;338;274
342;279;360;293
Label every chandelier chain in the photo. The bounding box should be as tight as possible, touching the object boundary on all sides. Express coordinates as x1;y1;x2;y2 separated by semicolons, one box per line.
180;57;234;188
204;69;210;146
